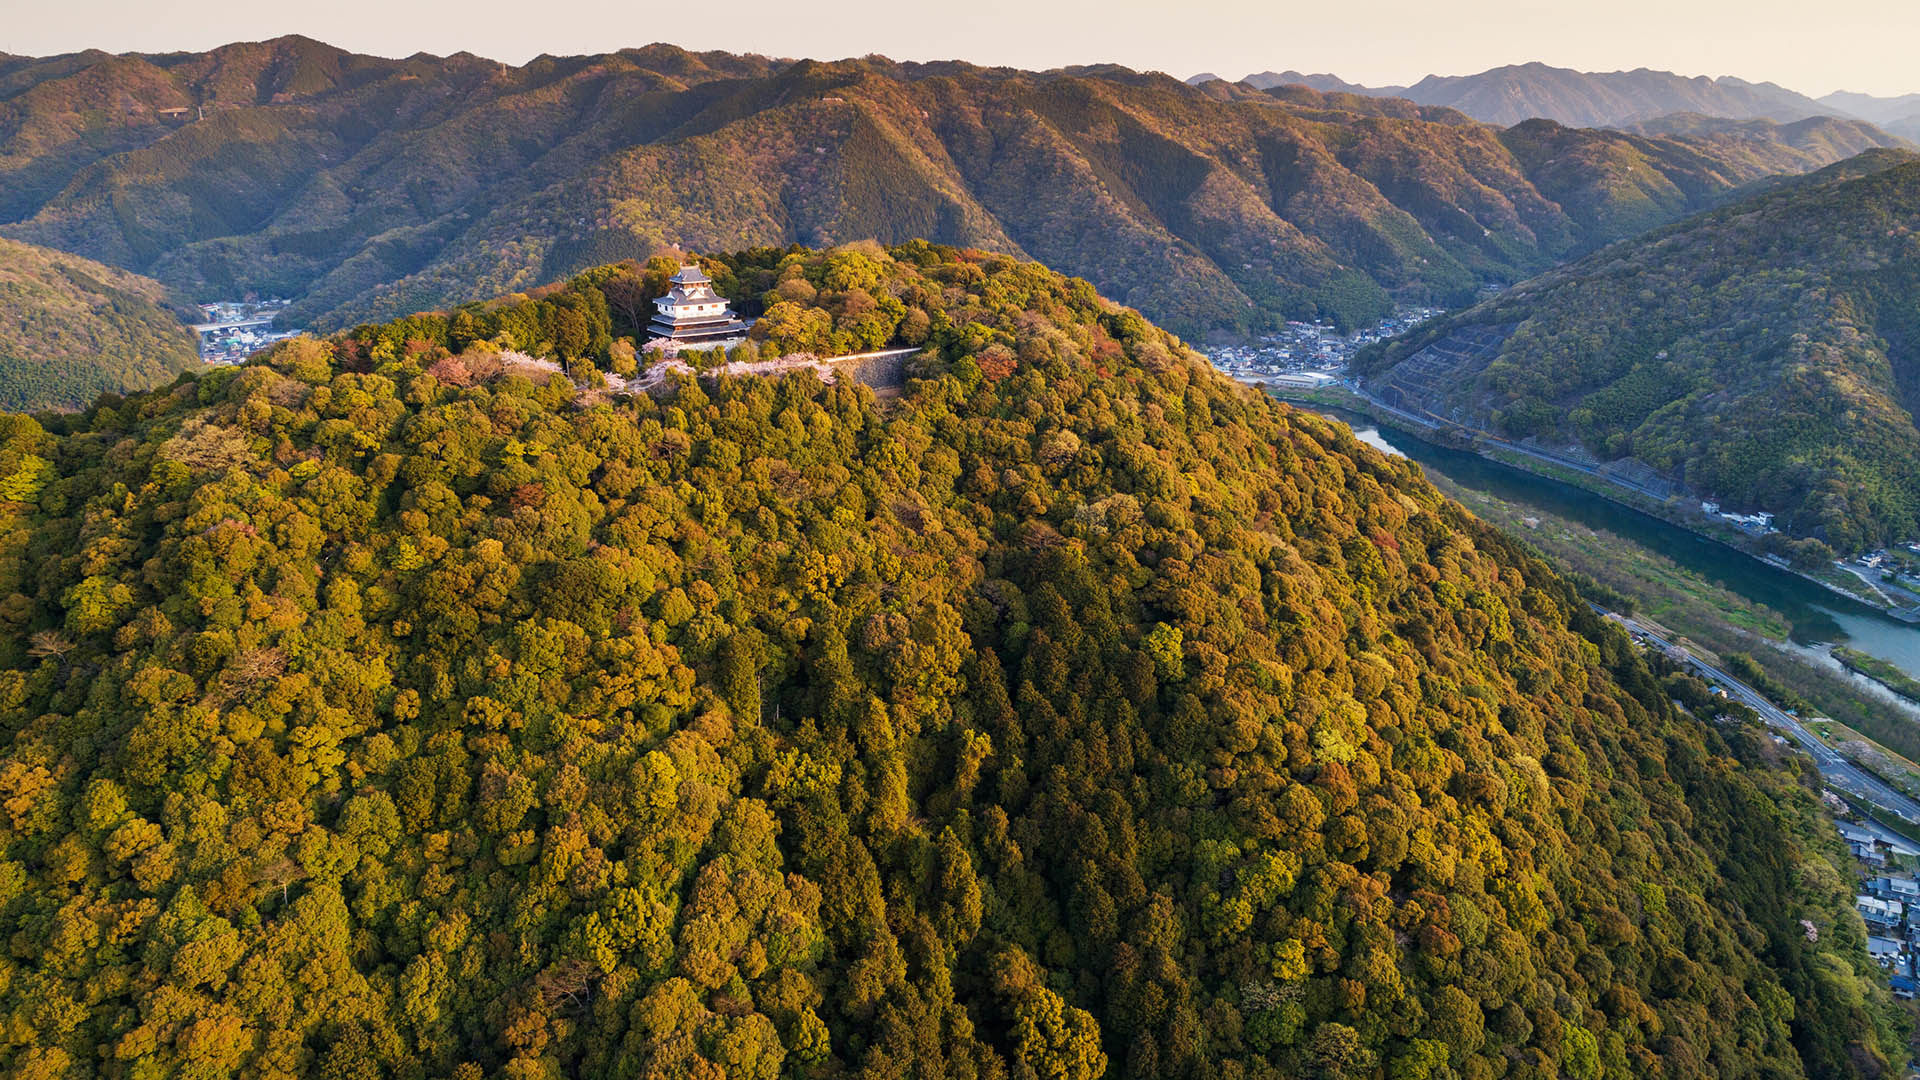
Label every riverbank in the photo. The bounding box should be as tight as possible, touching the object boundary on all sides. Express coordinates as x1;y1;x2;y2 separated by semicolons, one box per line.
1285;379;1920;833
1837;646;1920;705
1292;397;1920;783
1267;382;1912;620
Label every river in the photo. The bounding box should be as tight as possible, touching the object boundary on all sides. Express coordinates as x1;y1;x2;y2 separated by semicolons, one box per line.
1312;407;1920;683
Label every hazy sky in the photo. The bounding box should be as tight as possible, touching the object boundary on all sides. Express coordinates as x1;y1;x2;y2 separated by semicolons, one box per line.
6;0;1918;97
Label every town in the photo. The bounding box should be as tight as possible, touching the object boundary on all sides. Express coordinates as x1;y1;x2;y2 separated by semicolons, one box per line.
191;297;303;365
1203;304;1446;387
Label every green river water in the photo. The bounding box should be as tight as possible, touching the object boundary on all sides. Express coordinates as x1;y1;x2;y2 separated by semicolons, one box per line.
1315;407;1920;684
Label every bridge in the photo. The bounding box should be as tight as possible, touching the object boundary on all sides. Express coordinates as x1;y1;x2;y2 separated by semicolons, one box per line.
190;317;278;334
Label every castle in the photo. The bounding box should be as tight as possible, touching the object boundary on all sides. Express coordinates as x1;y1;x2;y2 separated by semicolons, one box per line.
647;264;748;345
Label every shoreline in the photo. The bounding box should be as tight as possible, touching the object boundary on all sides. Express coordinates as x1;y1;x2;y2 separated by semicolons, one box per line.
1266;382;1917;623
1834;646;1920;706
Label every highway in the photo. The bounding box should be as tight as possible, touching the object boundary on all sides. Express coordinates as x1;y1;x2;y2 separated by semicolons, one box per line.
1604;610;1920;825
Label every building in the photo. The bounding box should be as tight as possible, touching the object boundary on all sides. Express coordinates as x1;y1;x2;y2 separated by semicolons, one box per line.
1873;876;1920;902
1858;894;1904;927
1269;371;1337;389
1868;935;1906;969
1839;822;1884;863
648;265;748;346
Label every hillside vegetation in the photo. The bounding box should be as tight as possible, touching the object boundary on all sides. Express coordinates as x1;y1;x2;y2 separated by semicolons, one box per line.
0;37;1900;340
0;242;1901;1078
1214;64;1863;131
0;236;198;411
1355;152;1920;551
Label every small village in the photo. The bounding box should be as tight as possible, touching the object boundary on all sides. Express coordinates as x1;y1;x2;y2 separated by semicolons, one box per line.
1841;818;1920;999
1203;304;1446;387
192;297;302;365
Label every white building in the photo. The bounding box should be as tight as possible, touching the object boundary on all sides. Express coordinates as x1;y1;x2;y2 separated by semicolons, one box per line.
648;265;748;345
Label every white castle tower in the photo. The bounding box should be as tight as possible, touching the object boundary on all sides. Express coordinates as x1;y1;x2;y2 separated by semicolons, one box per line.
648;264;748;345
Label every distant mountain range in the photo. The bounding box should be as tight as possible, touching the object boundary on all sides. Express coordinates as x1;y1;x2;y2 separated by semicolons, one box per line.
1197;63;1920;138
0;236;197;410
0;37;1903;342
1235;71;1395;96
1355;149;1920;553
1820;91;1920;140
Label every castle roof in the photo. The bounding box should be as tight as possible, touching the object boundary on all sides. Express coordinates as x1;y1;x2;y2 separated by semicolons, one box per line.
669;264;711;286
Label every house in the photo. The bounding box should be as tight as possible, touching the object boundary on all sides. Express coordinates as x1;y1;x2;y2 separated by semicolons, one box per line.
1867;935;1905;968
1858;895;1904;927
1874;876;1920;903
1839;823;1885;863
1891;974;1917;1000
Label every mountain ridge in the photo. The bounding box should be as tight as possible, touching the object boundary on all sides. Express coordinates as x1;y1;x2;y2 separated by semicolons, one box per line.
1354;151;1920;551
0;37;1903;342
1201;62;1887;131
1820;90;1920;141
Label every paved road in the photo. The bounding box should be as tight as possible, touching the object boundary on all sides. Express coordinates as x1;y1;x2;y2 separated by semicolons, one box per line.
1606;610;1920;824
1337;382;1680;502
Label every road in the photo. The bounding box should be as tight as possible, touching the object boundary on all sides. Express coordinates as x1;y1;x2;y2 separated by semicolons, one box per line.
1337;382;1677;501
1312;382;1920;623
1604;610;1920;824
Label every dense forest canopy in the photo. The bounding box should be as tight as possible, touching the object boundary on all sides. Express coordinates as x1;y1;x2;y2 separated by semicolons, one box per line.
1355;152;1920;552
0;36;1902;340
0;236;198;411
0;242;1902;1079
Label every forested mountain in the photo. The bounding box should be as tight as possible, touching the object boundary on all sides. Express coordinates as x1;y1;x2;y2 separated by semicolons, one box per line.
1232;71;1403;96
0;236;197;410
0;36;1897;341
1355;152;1920;552
0;241;1902;1078
1395;65;1844;128
1821;92;1920;141
1622;113;1899;165
1208;64;1859;130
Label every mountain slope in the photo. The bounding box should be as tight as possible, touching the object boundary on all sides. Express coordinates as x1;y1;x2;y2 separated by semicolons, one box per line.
1212;64;1883;132
1356;153;1920;551
0;242;1901;1078
1401;64;1841;127
1624;113;1902;165
1239;70;1406;96
1822;91;1920;141
0;38;1897;341
0;235;197;410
